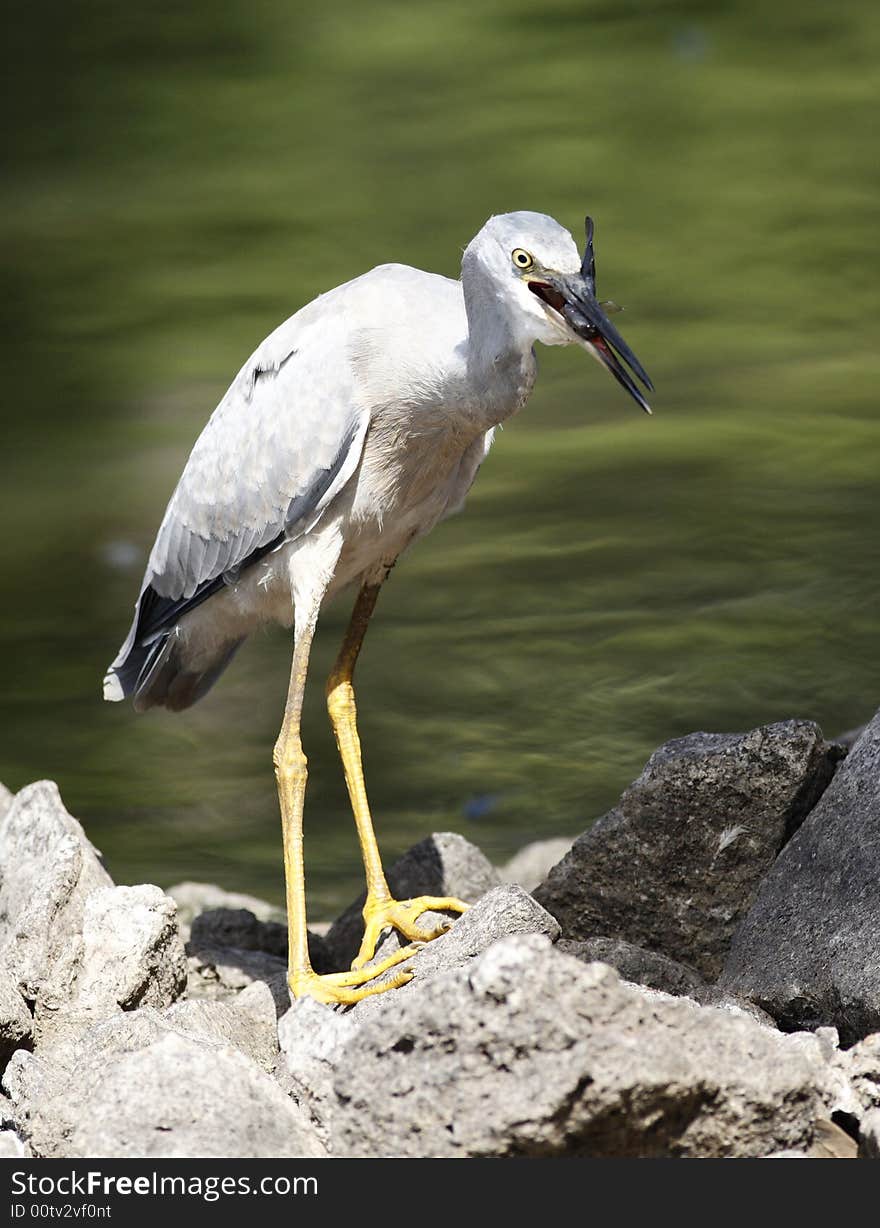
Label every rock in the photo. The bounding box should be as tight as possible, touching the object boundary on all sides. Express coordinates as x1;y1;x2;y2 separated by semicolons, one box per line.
0;782;112;1005
330;934;827;1158
0;969;32;1063
557;937;705;998
164;983;279;1072
279;998;360;1146
830;1033;880;1119
166;881;283;941
353;885;560;1006
324;832;502;968
191;907;287;958
0;783;13;822
279;888;559;1138
397;884;559;984
720;710;880;1041
5;1009;322;1158
50;885;186;1023
498;838;574;893
186;942;289;1015
807;1119;858;1159
0;1129;27;1157
188;906;330;971
694;988;778;1029
534;721;838;979
858;1110;880;1159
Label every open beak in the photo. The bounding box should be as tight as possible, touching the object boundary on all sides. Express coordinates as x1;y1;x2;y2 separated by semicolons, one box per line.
528;217;654;414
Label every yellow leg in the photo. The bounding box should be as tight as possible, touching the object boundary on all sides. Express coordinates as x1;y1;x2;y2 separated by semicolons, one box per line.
326;579;468;971
274;596;419;1005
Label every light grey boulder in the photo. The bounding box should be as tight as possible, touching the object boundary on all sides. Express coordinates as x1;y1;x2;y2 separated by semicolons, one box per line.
4;1008;322;1158
164;982;279;1072
330;934;827;1158
35;884;187;1047
0;783;13;822
0;969;32;1063
324;832;502;968
0;1129;27;1157
278;999;360;1146
834;1033;880;1118
535;721;838;979
373;884;558;983
279;886;559;1138
0;782;112;1006
721;711;880;1042
858;1110;880;1159
498;838;574;893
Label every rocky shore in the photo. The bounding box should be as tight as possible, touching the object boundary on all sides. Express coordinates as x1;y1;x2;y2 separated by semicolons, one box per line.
2;708;879;1159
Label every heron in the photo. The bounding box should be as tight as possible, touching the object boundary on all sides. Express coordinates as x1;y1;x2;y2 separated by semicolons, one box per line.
104;211;653;1005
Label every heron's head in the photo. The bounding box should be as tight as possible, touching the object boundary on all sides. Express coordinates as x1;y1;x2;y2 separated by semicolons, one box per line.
464;211;653;413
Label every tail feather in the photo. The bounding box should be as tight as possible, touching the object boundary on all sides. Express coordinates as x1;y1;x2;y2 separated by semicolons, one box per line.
103;587;244;712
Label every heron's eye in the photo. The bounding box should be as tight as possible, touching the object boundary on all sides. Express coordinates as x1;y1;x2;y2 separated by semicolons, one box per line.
511;248;533;270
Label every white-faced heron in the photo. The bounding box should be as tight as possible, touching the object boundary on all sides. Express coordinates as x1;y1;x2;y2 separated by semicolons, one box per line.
104;211;653;1004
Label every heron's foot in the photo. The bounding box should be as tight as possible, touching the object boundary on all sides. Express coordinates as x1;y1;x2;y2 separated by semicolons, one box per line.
289;942;420;1005
352;894;469;970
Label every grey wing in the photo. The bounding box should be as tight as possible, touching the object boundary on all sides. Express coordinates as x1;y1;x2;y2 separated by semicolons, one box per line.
104;315;368;701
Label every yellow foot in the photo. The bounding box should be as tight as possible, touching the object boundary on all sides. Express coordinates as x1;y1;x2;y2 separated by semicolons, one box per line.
289;942;419;1005
352;895;469;970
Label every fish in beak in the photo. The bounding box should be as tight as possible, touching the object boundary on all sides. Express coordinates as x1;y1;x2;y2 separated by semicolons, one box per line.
528;217;654;414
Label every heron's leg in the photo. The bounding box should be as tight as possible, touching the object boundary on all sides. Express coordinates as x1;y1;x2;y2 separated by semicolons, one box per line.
326;579;468;971
274;595;419;1005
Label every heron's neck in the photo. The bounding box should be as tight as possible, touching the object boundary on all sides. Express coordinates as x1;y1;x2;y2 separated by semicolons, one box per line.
461;258;537;426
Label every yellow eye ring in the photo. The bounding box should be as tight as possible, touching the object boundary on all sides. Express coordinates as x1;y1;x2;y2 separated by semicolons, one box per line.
512;248;533;270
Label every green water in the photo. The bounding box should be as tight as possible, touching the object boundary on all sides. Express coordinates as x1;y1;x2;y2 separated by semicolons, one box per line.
2;1;878;918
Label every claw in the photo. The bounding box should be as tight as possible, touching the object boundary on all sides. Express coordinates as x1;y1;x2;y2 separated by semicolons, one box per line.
352;894;469;969
289;941;419;1005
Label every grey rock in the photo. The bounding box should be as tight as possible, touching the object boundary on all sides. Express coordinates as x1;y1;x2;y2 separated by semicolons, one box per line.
351;884;560;1015
331;934;826;1158
0;969;32;1062
0;782;112;1005
396;884;559;984
5;1008;322;1158
557;937;705;998
186;942;289;1015
324;831;502;968
189;907;330;972
0;783;13;822
164;982;279;1072
720;710;880;1041
535;721;837;979
279;887;559;1138
835;1033;880;1117
278;999;360;1146
0;1129;27;1157
695;988;778;1029
807;1119;858;1159
498;838;574;893
766;1120;858;1160
191;907;287;957
57;885;186;1019
858;1109;880;1159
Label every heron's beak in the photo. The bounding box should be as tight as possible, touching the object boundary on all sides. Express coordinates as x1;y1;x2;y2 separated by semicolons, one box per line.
528;217;654;414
